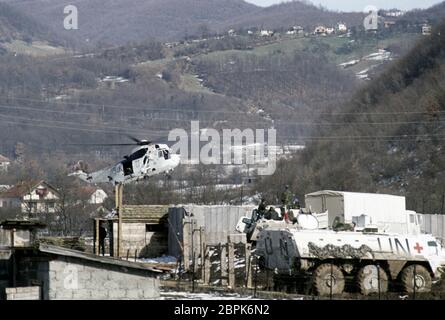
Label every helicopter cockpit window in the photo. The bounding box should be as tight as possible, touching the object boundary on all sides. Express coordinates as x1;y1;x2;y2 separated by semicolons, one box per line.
129;148;148;161
163;150;170;160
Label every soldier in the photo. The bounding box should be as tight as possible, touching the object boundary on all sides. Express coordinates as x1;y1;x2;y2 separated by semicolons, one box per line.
288;208;297;224
332;217;355;232
292;196;301;209
270;207;282;221
258;198;267;216
99;222;107;256
281;185;293;208
264;207;276;220
332;216;343;231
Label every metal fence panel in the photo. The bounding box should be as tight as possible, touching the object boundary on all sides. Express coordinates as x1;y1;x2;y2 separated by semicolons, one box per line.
168;205;255;257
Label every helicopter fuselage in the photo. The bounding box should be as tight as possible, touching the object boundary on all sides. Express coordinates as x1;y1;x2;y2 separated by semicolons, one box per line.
71;144;180;185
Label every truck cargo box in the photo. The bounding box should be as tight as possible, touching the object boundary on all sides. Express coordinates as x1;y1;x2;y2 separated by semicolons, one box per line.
305;190;419;235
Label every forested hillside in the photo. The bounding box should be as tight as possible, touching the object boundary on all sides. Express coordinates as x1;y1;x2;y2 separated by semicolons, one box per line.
1;0;259;46
0;2;59;44
1;0;365;47
219;0;363;32
255;21;445;215
0;30;377;163
404;2;445;25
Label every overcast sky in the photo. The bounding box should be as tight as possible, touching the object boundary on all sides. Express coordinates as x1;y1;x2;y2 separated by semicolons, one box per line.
245;0;444;11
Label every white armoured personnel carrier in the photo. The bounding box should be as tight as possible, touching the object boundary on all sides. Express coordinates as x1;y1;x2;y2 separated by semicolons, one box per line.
256;227;445;295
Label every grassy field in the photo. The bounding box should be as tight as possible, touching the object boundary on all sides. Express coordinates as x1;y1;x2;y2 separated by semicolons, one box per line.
3;40;65;56
131;32;420;98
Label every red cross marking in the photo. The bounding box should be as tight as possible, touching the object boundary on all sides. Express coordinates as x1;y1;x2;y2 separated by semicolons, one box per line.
414;242;424;254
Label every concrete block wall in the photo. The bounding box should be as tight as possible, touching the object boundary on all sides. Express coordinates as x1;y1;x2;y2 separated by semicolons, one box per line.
112;222;167;258
46;257;160;300
5;286;41;300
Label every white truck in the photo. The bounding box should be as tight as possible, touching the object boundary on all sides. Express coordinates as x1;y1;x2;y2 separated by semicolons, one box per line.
305;190;422;235
256;227;445;296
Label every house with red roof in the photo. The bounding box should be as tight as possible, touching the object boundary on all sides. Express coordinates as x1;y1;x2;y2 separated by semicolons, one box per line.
0;180;60;215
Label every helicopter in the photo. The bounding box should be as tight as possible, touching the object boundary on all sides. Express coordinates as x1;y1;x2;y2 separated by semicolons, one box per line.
69;136;180;185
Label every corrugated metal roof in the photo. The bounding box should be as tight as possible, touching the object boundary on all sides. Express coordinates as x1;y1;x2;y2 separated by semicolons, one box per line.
0;220;46;230
121;205;169;223
39;244;161;273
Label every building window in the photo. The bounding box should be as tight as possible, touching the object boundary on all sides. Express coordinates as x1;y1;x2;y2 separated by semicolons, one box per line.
27;202;37;212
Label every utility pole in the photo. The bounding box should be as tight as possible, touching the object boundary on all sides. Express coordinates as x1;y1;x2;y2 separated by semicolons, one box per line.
240;183;244;205
115;183;124;257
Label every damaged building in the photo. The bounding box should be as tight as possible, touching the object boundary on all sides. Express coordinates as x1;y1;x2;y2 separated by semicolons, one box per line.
93;205;170;258
0;220;161;300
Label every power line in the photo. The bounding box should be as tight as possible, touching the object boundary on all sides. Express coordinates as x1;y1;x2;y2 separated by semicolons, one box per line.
4;96;444;117
2;112;444;139
0;103;443;127
0;116;443;143
0;118;166;137
0;113;171;135
4;97;250;115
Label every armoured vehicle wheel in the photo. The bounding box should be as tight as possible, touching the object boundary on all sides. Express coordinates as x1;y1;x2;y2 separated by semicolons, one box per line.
401;265;432;293
357;265;388;295
313;264;345;296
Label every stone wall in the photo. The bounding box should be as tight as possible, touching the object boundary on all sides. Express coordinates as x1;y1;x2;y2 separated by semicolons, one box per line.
45;256;160;300
5;286;40;300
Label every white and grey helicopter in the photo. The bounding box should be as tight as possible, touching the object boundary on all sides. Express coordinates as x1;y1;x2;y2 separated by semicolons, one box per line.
69;137;180;185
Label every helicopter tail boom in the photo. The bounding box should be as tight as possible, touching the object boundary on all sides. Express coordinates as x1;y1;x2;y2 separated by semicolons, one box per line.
68;170;90;182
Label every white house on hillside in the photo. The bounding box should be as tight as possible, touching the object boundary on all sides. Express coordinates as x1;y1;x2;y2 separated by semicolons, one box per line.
422;24;432;36
314;26;327;35
326;27;335;35
0;154;11;172
78;186;108;205
260;30;274;37
287;26;304;35
337;23;348;33
0;180;60;215
228;29;236;36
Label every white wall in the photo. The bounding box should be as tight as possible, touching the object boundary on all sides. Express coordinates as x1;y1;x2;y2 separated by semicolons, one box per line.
421;214;445;242
89;189;108;204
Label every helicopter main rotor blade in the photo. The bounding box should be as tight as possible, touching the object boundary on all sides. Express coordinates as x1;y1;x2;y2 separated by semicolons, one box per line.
68;143;138;146
127;135;142;144
126;135;152;145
